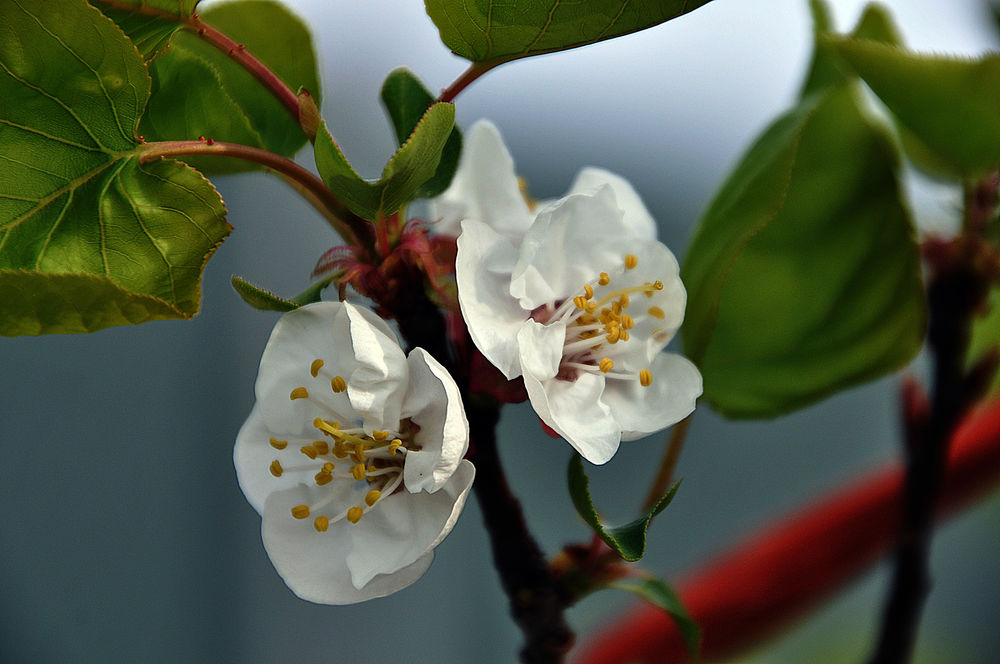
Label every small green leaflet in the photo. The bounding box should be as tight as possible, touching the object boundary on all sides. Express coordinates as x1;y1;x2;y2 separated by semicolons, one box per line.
425;0;714;66
230;274;337;313
609;578;701;660
92;0;200;60
0;0;230;336
567;453;679;563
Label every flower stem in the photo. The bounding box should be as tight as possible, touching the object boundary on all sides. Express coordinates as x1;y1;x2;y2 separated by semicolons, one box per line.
642;415;693;512
138;140;370;247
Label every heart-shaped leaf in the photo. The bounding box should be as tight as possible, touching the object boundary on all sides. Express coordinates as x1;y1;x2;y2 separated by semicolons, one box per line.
0;0;230;336
92;0;199;60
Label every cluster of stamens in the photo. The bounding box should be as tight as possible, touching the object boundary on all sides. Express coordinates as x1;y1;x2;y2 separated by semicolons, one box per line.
268;359;415;533
544;253;667;386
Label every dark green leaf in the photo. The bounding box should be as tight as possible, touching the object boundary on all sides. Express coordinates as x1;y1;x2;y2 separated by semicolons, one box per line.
138;0;320;174
609;578;701;659
829;38;1000;176
681;84;925;417
314;103;456;220
91;0;199;61
425;0;713;65
380;68;462;199
230;274;336;312
567;454;679;562
0;0;230;336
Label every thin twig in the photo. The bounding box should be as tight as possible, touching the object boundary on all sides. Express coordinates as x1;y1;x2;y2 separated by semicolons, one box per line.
436;62;498;104
642;415;693;512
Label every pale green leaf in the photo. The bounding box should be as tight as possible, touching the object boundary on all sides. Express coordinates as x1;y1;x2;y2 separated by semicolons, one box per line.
609;578;700;660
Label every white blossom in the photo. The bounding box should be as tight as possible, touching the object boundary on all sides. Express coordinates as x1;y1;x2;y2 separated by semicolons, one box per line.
235;302;474;604
443;121;702;465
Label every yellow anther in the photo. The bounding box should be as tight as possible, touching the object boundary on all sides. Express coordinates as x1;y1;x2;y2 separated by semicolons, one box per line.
648;306;665;319
624;254;638;270
331;375;347;393
365;490;382;507
350;446;366;463
619;293;630;308
269;437;288;450
347;507;364;524
583;284;594;300
573;295;587;310
599;358;614;373
585;300;598;314
351;464;367;481
333;440;348;458
313;440;329;456
606;326;621;344
290;387;309;400
310;359;324;377
322;462;335;473
611;301;623;316
639;370;653;387
300;445;318;460
621;330;631;342
372;430;389;441
599;272;610;286
314;471;333;486
621;313;635;330
269;460;283;477
314;516;330;532
389;439;402;455
652;280;664;290
291;505;310;519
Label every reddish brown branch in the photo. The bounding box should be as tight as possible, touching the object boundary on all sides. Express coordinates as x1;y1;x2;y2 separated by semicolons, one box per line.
573;397;1000;664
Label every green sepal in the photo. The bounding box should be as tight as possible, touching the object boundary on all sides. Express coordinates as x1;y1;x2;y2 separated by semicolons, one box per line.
380;68;462;199
230;274;337;312
567;454;679;563
314;103;456;220
681;83;925;418
425;0;713;66
608;578;701;660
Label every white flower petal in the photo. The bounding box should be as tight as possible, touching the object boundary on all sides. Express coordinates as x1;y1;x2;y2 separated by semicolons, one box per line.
456;219;529;379
234;405;310;514
523;371;621;465
429;120;533;241
517;319;564;382
342;303;409;431
401;348;470;493
566;167;657;241
604;353;703;441
346;460;475;588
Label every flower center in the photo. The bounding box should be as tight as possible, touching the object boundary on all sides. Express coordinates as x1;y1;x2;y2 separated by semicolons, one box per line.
543;253;667;386
267;360;420;533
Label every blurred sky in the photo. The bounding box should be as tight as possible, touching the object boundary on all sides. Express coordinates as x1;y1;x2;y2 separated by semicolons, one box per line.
2;1;999;663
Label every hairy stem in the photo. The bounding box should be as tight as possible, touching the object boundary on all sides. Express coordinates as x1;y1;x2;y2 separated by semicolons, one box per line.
139;140;368;246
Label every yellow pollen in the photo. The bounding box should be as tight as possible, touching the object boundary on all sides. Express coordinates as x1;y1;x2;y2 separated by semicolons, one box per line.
639;370;653;387
331;376;347;393
619;293;630;308
314;471;333;486
291;505;310;519
599;358;614;373
573;295;587;310
269;437;288;450
347;507;364;524
389;439;402;455
365;490;382;506
300;445;318;460
583;284;594;300
322;462;335;472
653;280;664;290
606;327;621;344
621;330;631;342
314;516;330;532
269;460;283;477
585;300;598;314
624;254;638;270
648;306;665;319
599;272;610;286
372;430;389;441
611;301;623;316
333;440;348;458
310;359;324;377
351;464;367;481
290;387;309;400
621;313;635;330
313;440;329;456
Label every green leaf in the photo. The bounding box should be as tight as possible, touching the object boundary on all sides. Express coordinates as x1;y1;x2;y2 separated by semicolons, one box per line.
567;453;679;563
828;38;1000;176
314;103;456;220
0;0;230;336
91;0;198;61
425;0;713;66
138;0;320;174
230;274;336;312
681;83;925;418
380;68;462;199
609;578;701;660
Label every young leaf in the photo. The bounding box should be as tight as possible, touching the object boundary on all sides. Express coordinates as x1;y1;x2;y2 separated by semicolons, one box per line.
380;68;462;199
425;0;714;66
230;274;336;312
609;578;701;660
139;0;320;174
681;83;925;418
314;104;456;220
0;0;230;336
567;454;679;563
829;38;1000;177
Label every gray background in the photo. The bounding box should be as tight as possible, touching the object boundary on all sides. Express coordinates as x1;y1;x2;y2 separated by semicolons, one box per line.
2;0;998;662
